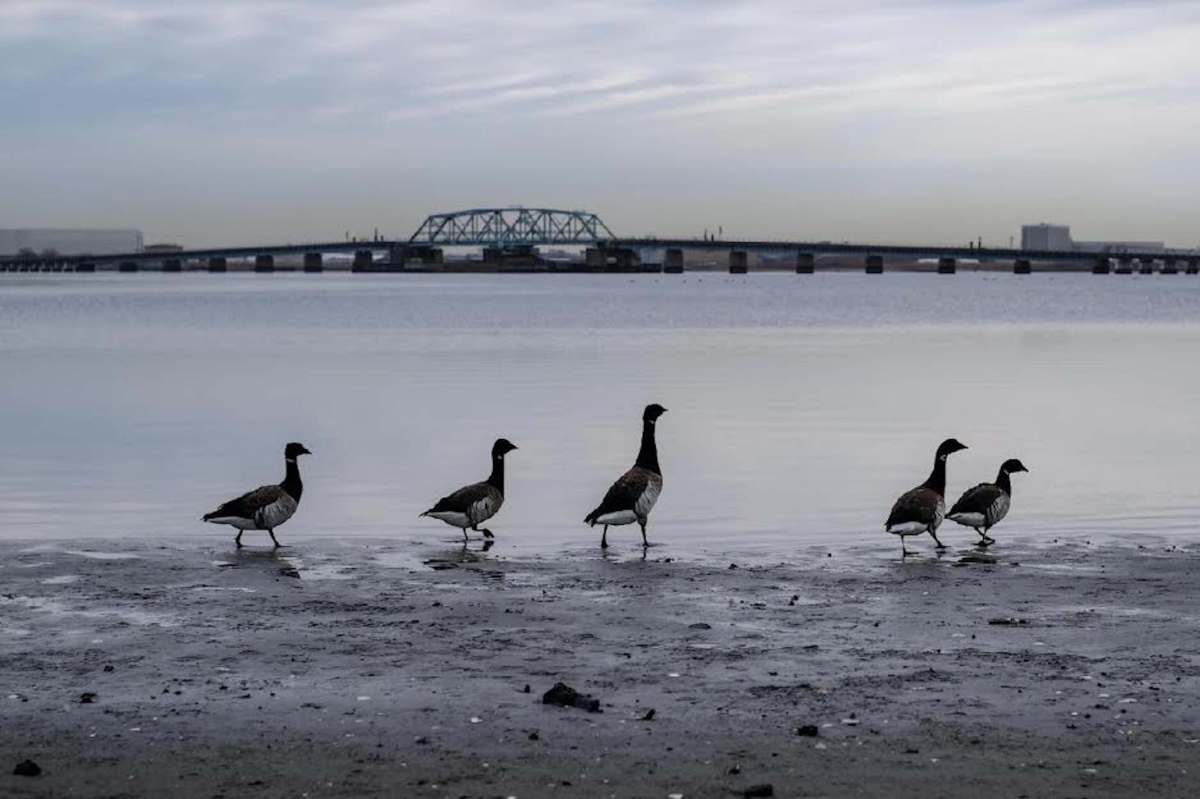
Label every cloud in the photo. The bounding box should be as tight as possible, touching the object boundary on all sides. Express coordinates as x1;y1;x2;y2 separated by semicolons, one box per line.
2;0;1199;245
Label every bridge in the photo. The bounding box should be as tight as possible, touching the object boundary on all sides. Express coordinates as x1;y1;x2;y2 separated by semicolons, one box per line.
1;206;1195;275
409;208;614;247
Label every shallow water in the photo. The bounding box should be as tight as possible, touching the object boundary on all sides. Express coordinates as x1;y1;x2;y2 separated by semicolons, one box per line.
1;272;1198;555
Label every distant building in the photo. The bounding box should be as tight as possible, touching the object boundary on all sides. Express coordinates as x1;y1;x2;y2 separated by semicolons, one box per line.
1021;223;1165;254
0;228;143;256
1071;239;1165;254
1021;224;1073;251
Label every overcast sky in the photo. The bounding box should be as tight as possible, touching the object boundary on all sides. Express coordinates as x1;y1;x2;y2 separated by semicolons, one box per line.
2;0;1198;247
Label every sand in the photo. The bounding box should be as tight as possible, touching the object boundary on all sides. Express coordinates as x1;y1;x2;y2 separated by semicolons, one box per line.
3;536;1200;798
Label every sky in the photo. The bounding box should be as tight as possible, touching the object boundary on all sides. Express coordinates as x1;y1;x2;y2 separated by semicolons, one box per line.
2;0;1198;248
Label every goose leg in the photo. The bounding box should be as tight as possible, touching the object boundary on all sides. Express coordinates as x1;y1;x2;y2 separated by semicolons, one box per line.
268;528;281;548
975;528;992;547
638;520;649;548
480;528;494;540
928;527;947;549
901;536;911;557
235;530;244;548
462;528;469;542
601;525;609;549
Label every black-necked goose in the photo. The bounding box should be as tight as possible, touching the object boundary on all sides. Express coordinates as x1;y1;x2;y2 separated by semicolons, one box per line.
584;403;667;548
947;458;1029;546
421;438;518;541
885;438;967;556
203;442;311;548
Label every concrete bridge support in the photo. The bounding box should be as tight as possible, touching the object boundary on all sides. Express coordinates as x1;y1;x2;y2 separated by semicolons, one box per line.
77;262;96;273
938;257;957;274
119;261;139;273
663;248;684;274
1115;257;1133;274
795;252;815;274
729;251;748;274
1139;258;1155;275
304;253;323;273
1161;258;1178;275
255;254;275;272
352;250;375;271
162;258;182;273
1014;259;1032;274
1187;258;1199;275
585;246;641;272
865;255;884;274
1093;257;1111;274
208;257;227;273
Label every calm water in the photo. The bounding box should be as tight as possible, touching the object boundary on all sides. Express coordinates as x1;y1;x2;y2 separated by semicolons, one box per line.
1;272;1198;556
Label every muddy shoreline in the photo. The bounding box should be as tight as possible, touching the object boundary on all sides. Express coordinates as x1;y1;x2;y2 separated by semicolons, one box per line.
3;537;1200;797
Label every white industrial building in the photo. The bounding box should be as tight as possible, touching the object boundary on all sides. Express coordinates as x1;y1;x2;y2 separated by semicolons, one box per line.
1021;223;1165;254
0;228;144;256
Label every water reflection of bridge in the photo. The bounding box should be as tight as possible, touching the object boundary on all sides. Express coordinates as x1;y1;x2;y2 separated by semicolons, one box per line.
2;207;1195;275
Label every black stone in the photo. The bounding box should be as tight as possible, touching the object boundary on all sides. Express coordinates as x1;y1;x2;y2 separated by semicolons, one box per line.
13;760;41;777
542;682;601;713
796;724;819;737
80;692;97;704
743;785;774;798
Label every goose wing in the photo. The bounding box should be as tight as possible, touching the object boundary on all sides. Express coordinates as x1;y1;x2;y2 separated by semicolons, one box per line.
585;466;653;524
204;484;285;521
424;481;501;524
886;486;943;529
948;483;1003;518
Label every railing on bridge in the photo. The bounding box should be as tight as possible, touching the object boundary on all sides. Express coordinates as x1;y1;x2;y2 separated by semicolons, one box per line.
409;208;614;247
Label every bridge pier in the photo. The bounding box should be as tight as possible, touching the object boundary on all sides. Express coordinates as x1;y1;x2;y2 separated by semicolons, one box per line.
585;246;642;272
937;257;957;274
865;255;884;274
1092;257;1111;274
77;262;96;273
352;250;375;271
1115;256;1133;274
1014;259;1032;274
119;261;139;273
795;252;815;274
1161;258;1178;275
162;258;182;273
1139;258;1155;275
664;248;684;274
303;253;323;272
1187;258;1199;275
208;257;227;273
255;254;275;272
729;251;748;274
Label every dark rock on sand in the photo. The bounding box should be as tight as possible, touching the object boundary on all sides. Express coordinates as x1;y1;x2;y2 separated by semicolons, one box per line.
640;708;656;721
689;622;712;630
542;682;601;713
13;759;42;777
743;784;774;797
79;692;97;704
796;725;819;737
988;617;1029;626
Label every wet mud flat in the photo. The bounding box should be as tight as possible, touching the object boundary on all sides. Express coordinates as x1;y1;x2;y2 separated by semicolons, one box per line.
2;537;1200;798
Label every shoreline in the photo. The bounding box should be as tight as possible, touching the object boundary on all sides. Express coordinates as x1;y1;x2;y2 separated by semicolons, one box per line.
4;538;1200;797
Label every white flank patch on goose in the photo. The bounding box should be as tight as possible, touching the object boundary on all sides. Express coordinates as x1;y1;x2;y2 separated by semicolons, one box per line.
886;521;928;535
595;510;639;526
428;511;471;528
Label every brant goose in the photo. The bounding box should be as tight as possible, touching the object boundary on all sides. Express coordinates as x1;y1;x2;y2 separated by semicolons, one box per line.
885;438;967;556
584;404;667;548
421;438;518;541
203;442;311;548
947;458;1029;546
